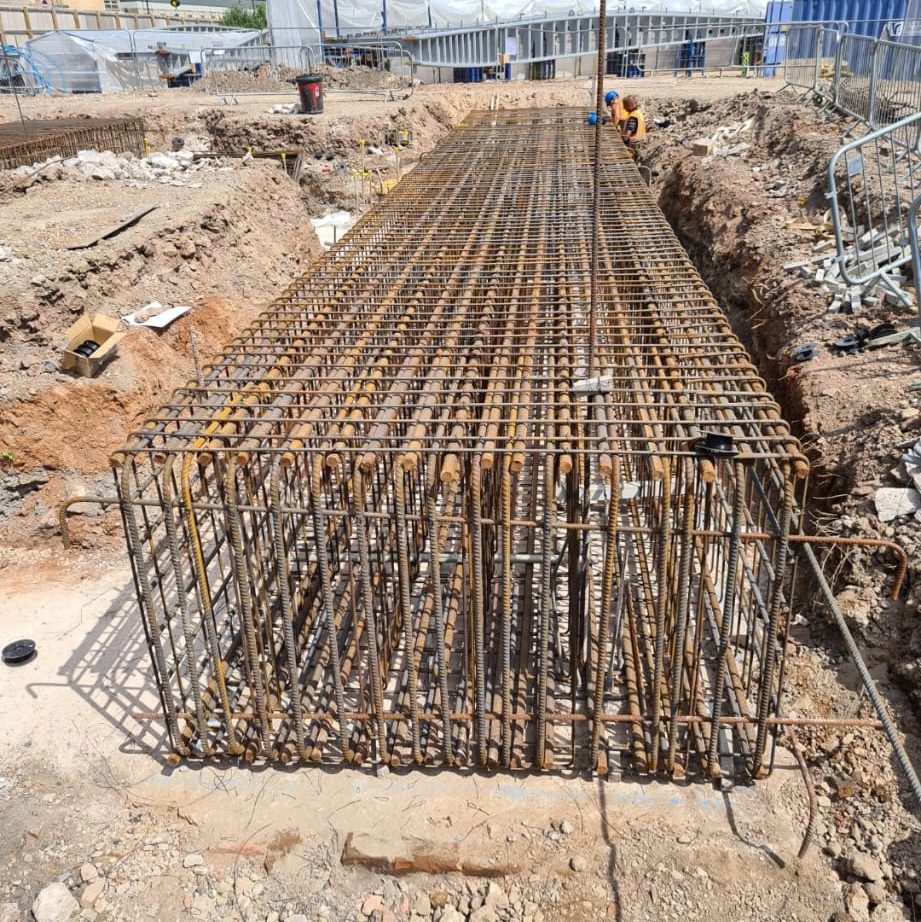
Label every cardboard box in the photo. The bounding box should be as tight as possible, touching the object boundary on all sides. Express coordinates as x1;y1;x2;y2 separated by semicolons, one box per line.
61;313;124;377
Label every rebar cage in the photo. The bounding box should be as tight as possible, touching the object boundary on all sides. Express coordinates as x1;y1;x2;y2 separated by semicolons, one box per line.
115;109;809;779
0;117;145;170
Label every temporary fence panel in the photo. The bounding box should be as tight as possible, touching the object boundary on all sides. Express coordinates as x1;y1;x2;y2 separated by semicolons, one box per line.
781;23;820;92
205;41;413;100
828;110;921;295
203;45;313;95
835;32;877;122
814;26;842;103
907;188;921;327
23;27;263;93
873;38;921;126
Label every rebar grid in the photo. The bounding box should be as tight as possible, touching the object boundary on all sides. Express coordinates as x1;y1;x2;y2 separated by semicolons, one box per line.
116;108;810;778
0;117;145;170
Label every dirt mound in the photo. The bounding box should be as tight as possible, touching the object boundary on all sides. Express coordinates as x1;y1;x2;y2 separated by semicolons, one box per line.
0;160;321;547
201;94;460;160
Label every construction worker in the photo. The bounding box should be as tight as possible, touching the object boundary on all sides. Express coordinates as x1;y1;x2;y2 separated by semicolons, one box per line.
605;89;624;129
621;95;646;154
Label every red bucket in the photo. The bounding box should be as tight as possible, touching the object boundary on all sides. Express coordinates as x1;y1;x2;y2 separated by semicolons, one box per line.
295;73;324;115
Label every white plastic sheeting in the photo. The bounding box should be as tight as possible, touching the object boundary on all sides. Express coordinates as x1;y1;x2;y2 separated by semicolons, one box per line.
269;0;768;44
24;28;262;93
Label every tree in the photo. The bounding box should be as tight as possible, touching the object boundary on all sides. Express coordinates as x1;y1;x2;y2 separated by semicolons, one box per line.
221;4;267;29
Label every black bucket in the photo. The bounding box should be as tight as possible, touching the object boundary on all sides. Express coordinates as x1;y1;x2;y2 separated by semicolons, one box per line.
295;73;324;115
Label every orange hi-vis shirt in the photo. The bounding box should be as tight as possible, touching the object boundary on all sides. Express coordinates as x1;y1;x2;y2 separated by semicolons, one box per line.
623;107;646;139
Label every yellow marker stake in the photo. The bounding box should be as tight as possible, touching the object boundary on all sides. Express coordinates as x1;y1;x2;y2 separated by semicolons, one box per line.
143;136;151;157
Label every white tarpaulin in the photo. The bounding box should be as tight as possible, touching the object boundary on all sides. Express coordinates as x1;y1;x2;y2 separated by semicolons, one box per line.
25;28;262;93
269;0;768;43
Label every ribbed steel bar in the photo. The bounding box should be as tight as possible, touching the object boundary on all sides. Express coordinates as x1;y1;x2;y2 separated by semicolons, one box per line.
116;108;811;778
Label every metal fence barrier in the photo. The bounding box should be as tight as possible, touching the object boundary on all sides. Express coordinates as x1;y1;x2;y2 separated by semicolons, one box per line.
907;187;921;328
202;44;315;96
203;41;414;102
835;32;877;123
827;110;921;300
815;26;843;103
873;38;921;126
783;22;921;131
782;23;821;94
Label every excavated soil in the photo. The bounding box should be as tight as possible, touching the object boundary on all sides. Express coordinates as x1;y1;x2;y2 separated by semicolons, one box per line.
643;88;921;919
0;158;321;552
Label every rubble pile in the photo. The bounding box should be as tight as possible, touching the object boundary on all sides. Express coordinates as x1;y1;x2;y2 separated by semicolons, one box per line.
10;149;230;189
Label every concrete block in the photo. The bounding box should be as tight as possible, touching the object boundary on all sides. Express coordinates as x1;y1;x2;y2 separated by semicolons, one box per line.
884;290;904;306
875;487;921;522
691;138;713;156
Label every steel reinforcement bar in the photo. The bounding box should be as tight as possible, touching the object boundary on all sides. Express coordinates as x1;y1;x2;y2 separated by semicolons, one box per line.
115;108;810;779
0;117;145;170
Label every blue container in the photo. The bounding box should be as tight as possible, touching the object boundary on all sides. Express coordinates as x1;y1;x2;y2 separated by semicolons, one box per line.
763;0;793;75
788;0;905;31
847;0;863;33
766;0;793;23
452;67;484;83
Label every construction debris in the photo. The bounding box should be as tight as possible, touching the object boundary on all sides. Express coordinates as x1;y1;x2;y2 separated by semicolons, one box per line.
12;148;228;189
874;487;921;522
309;210;355;248
61;313;123;377
0;116;144;171
792;343;819;362
691;138;714;156
784;227;912;315
687;118;753;158
123;302;191;329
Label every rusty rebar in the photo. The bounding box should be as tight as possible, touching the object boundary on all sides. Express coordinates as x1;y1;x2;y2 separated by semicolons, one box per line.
112;109;845;779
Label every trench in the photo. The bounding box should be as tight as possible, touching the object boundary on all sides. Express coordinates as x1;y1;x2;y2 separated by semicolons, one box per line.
646;149;892;600
650;147;921;890
653;167;813;468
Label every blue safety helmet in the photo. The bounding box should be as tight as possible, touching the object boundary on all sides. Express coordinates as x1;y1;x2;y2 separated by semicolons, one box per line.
605;90;619;105
586;111;598;125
